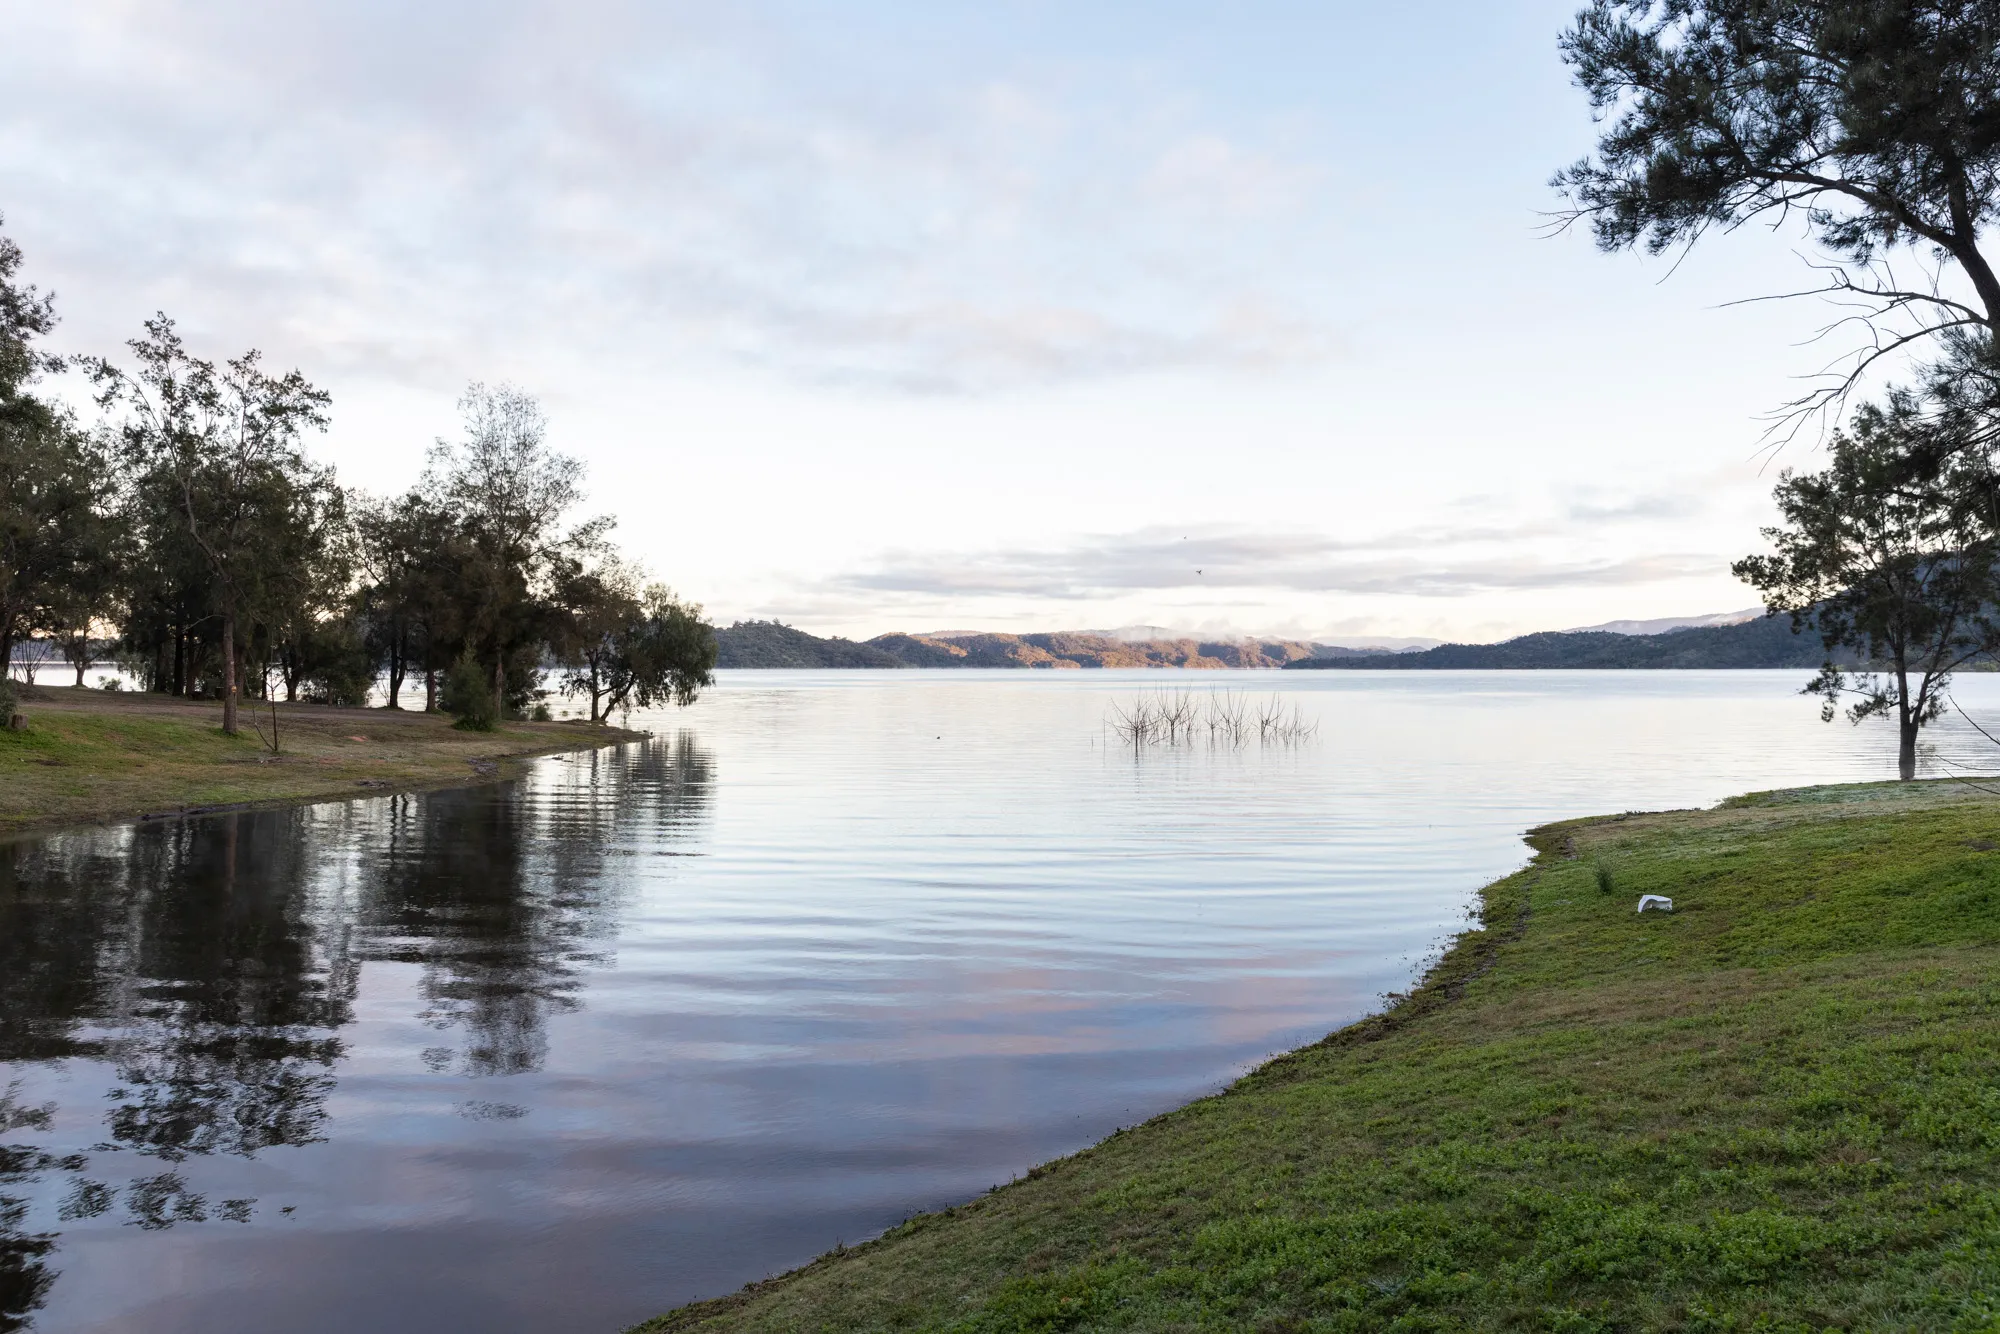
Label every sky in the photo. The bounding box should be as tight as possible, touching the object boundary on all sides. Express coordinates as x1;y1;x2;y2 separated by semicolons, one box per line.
0;1;1910;643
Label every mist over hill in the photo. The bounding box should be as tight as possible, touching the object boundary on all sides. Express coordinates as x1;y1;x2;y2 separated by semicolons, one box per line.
1562;608;1763;635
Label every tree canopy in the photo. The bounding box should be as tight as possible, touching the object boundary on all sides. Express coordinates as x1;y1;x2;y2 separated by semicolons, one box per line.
1556;1;2000;404
555;573;716;723
0;213;105;676
1734;391;2000;777
91;318;334;735
0;218;713;729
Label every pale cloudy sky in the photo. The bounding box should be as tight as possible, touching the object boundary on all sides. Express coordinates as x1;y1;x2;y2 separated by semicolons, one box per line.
0;1;1883;642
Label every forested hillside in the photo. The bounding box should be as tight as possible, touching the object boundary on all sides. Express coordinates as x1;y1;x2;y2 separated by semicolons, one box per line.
1285;615;1841;669
712;625;1335;668
868;632;1322;668
715;618;1868;670
713;622;904;668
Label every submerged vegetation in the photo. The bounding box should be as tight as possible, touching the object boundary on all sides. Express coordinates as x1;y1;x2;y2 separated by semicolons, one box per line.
1105;690;1318;748
642;779;2000;1331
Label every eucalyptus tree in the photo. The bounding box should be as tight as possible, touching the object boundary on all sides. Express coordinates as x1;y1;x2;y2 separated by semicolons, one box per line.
91;317;332;734
1555;1;2000;413
0;419;111;679
0;217;115;675
423;383;609;719
0;214;57;395
117;458;224;694
255;468;358;702
356;489;467;709
44;476;125;686
1735;392;2000;778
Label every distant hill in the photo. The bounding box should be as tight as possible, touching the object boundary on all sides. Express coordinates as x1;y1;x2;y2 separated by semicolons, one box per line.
1284;615;1843;670
1562;608;1764;635
715;621;905;668
714;623;1336;668
1064;625;1444;650
866;631;1325;668
718;617;1869;671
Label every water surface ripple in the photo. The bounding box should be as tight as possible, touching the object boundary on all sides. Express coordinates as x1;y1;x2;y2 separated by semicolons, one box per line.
6;669;1999;1332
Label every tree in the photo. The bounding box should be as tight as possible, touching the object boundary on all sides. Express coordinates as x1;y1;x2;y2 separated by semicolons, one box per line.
355;490;464;710
1555;1;2000;413
0;420;111;680
439;650;499;731
626;587;718;711
91;317;332;735
1734;392;2000;778
43;483;123;687
271;608;374;706
424;383;608;720
252;467;356;701
552;556;641;723
556;563;717;723
0;214;59;395
115;455;225;695
0;217;114;677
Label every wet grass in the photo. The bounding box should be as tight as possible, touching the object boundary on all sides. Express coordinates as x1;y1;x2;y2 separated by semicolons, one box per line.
639;779;2000;1332
0;686;640;839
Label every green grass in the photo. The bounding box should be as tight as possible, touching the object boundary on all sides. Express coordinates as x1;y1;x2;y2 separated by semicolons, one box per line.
0;687;637;837
640;780;2000;1333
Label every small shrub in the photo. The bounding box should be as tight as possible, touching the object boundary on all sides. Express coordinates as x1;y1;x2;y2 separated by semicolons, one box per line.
441;654;499;732
0;677;16;722
99;677;123;691
530;702;553;723
1595;863;1615;895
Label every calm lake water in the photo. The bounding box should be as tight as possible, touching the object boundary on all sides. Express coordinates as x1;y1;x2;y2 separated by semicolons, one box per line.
7;669;2000;1333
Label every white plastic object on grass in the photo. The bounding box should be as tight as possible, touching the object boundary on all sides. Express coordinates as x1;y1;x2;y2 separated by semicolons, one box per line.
1636;895;1673;914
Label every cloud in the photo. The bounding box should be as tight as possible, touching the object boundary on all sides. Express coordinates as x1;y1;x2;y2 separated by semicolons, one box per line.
813;523;1726;602
0;1;1340;393
1564;493;1705;523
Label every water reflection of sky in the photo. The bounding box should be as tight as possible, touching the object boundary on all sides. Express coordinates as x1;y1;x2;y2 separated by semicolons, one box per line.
7;669;2000;1333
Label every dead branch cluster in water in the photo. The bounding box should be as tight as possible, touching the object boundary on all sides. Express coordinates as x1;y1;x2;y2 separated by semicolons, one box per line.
1105;689;1318;748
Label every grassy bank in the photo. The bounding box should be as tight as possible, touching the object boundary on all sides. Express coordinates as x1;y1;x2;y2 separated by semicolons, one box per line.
641;780;2000;1332
0;685;641;839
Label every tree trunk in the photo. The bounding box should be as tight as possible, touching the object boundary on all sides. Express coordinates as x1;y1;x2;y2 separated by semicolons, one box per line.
74;657;86;688
386;625;406;709
425;667;437;713
220;605;239;736
173;624;187;696
492;653;506;722
1899;715;1919;781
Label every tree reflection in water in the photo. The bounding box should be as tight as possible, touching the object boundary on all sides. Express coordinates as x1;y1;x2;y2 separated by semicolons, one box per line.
0;1090;65;1334
0;733;713;1331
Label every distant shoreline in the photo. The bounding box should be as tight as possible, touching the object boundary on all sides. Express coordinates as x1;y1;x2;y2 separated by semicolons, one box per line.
715;616;1850;671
